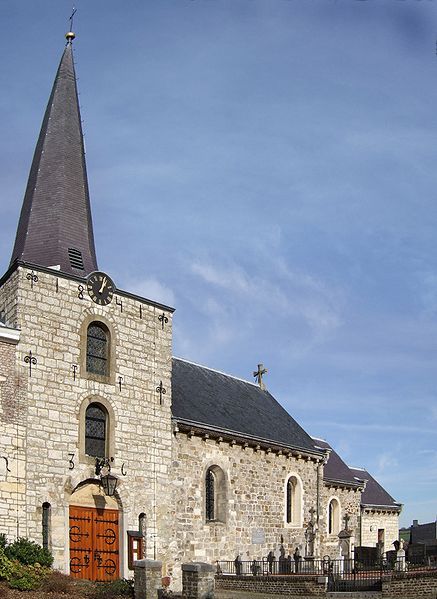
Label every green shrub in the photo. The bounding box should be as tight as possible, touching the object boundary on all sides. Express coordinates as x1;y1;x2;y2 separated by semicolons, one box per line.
0;549;11;581
0;535;6;551
91;577;134;598
7;562;47;591
4;537;53;567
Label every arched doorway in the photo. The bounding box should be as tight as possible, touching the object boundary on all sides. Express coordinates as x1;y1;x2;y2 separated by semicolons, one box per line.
69;481;120;581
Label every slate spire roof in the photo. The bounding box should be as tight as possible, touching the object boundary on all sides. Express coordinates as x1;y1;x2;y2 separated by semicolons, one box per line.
10;35;98;276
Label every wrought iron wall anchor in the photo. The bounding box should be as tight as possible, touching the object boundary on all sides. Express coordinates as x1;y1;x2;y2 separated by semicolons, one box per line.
77;284;84;300
139;305;143;319
117;375;124;392
156;380;167;405
24;351;37;377
116;297;123;312
1;456;11;473
26;271;38;289
72;364;78;381
158;312;168;330
95;456;114;476
121;462;127;476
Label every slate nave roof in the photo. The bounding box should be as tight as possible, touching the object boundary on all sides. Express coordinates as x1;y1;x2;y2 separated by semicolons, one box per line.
171;357;321;454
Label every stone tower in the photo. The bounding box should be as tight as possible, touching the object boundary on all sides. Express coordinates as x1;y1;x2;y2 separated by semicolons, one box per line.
0;33;174;580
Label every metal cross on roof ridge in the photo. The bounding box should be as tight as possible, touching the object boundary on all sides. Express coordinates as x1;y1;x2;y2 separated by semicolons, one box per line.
253;363;267;390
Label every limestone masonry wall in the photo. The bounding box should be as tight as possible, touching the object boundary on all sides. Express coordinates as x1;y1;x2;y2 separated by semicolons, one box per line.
318;483;361;559
0;265;174;578
361;510;399;553
0;333;26;540
171;431;320;576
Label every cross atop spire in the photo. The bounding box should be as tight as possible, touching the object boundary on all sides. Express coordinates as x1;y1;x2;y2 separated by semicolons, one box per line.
66;7;77;44
10;35;98;277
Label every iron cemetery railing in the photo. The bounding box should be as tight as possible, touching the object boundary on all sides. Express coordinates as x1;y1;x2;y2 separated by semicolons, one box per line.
328;558;383;592
216;557;331;577
216;555;437;591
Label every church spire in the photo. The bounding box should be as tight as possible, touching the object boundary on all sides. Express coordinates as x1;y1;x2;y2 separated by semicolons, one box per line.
10;32;98;276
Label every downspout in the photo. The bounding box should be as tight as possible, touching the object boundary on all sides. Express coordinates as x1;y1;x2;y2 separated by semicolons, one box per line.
316;462;320;525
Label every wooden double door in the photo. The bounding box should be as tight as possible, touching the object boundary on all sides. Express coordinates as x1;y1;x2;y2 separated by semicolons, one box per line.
69;505;120;581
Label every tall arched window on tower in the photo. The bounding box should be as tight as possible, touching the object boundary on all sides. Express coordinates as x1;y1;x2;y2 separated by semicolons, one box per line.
86;322;109;376
85;403;107;458
328;498;340;535
285;475;302;526
205;465;226;522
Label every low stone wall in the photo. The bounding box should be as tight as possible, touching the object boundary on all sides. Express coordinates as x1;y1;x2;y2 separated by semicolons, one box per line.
216;575;327;596
382;570;437;598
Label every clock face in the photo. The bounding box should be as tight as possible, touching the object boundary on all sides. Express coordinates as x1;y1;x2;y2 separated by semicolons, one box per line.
86;271;115;306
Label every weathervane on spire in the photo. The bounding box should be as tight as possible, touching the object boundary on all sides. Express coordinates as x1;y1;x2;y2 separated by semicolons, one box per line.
69;7;77;30
66;7;77;44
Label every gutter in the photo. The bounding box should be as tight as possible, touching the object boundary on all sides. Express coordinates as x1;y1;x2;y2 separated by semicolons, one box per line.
173;417;326;461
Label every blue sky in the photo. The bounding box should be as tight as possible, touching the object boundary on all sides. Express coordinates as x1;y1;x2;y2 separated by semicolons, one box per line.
1;0;436;528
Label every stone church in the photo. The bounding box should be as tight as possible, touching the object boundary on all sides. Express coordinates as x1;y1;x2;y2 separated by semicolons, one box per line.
0;33;401;587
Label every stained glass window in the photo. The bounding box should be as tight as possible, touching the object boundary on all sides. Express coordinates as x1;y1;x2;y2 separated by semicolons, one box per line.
85;403;107;457
86;323;109;376
286;478;295;524
205;468;215;521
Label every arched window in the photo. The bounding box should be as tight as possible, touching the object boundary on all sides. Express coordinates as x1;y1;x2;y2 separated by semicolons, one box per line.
286;478;295;523
285;475;302;526
205;465;226;522
205;469;215;521
86;322;109;376
85;403;107;458
328;498;340;535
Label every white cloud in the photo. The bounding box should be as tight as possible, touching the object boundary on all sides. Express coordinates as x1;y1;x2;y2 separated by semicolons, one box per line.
310;420;437;436
190;258;343;342
377;452;399;474
124;277;176;307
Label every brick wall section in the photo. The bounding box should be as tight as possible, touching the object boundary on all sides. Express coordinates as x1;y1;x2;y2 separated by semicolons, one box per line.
216;575;327;596
134;559;163;599
182;562;215;598
382;570;437;598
